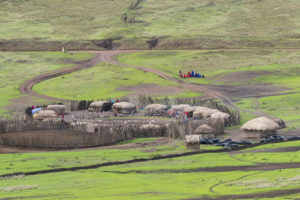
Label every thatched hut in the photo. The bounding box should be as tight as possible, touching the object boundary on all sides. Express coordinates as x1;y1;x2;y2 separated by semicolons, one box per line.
47;105;66;115
185;135;201;150
194;124;214;139
88;101;112;112
193;106;229;122
145;104;168;116
170;104;194;117
112;102;136;114
241;117;280;139
33;110;57;120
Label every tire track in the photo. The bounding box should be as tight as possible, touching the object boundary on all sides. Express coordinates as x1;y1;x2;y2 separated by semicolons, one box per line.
19;52;103;99
184;187;300;200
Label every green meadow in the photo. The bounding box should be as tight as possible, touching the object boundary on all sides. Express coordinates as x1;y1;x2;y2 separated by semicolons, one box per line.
1;140;300;199
0;52;94;114
33;62;199;100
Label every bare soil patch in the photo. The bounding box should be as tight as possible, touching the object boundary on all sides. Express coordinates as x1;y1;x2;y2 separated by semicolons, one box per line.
211;70;272;85
117;83;185;96
207;84;289;99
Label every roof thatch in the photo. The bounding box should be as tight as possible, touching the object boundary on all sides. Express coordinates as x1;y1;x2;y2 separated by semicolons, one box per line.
145;104;168;111
193;106;229;120
88;101;112;112
33;110;56;120
186;135;201;144
241;117;280;131
47;105;66;115
113;102;136;110
171;104;193;112
273;118;286;129
194;124;214;134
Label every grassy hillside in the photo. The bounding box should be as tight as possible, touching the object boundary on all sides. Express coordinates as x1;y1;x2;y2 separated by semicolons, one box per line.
0;0;300;50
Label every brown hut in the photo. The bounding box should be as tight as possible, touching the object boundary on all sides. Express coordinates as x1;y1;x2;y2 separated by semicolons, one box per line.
170;104;193;117
145;104;168;116
241;117;279;139
47;105;66;115
185;135;201;150
112;102;136;114
88;101;112;112
194;124;214;139
193;106;229;121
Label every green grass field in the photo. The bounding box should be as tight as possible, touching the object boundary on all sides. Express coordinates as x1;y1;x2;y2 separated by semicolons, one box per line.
0;51;94;115
117;50;300;127
2;140;300;199
0;0;300;49
33;62;199;100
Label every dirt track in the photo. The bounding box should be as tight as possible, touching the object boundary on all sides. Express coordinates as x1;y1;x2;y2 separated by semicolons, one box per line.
18;50;268;117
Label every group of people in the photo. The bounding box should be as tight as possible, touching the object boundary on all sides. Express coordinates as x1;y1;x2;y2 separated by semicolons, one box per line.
179;70;205;78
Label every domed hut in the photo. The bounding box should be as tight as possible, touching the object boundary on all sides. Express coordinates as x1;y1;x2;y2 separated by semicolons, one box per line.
88;101;112;112
185;135;201;150
112;102;136;114
33;110;57;120
241;117;280;139
47;104;66;115
193;106;229;122
194;124;214;139
171;104;193;117
145;104;168;116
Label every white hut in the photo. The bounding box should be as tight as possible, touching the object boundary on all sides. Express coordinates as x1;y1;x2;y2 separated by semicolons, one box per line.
241;117;280;139
33;110;57;120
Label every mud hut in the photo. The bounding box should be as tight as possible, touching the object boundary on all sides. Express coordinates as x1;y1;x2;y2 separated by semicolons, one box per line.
112;102;136;114
47;105;66;115
194;124;214;139
185;135;201;150
33;110;57;120
170;104;193;117
193;106;229;122
88;101;112;112
241;117;279;139
145;104;168;116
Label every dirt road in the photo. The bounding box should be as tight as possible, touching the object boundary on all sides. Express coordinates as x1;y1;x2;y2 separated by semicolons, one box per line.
18;50;268;117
